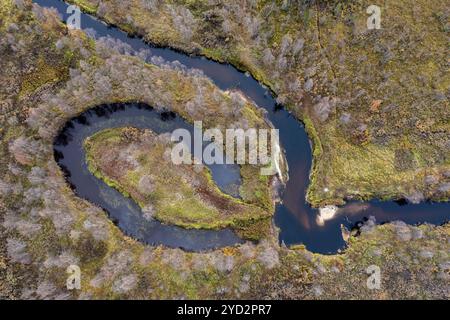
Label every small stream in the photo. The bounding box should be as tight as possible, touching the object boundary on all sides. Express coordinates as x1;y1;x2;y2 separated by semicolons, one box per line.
37;0;450;253
54;103;243;250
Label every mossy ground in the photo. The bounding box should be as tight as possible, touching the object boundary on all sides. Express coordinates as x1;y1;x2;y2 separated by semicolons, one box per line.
69;0;450;207
84;127;272;240
0;0;448;300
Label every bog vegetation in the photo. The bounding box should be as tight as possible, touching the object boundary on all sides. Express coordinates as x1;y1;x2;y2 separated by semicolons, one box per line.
0;0;448;300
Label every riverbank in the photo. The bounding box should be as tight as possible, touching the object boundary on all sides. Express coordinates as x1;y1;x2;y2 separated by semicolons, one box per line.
66;0;450;207
84;126;273;240
0;0;448;300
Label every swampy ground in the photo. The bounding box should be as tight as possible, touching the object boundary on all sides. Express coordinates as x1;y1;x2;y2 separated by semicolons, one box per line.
84;127;273;240
0;0;448;299
69;0;450;207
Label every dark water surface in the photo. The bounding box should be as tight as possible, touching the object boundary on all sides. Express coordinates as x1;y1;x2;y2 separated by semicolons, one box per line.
54;104;243;250
36;0;449;253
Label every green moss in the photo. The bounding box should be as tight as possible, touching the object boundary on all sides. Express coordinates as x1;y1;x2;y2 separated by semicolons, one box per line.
70;0;98;14
19;57;67;98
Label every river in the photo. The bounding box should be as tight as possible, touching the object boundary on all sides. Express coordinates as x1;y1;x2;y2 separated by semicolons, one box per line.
35;0;450;253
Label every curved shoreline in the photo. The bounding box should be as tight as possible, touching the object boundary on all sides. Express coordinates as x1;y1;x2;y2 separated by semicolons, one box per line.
54;103;245;251
39;0;450;254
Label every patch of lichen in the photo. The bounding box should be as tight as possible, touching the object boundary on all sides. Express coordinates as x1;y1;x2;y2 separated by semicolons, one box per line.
67;0;98;14
0;0;14;27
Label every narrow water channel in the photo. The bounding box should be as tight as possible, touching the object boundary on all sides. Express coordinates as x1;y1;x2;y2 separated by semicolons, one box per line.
36;0;450;253
54;103;243;250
